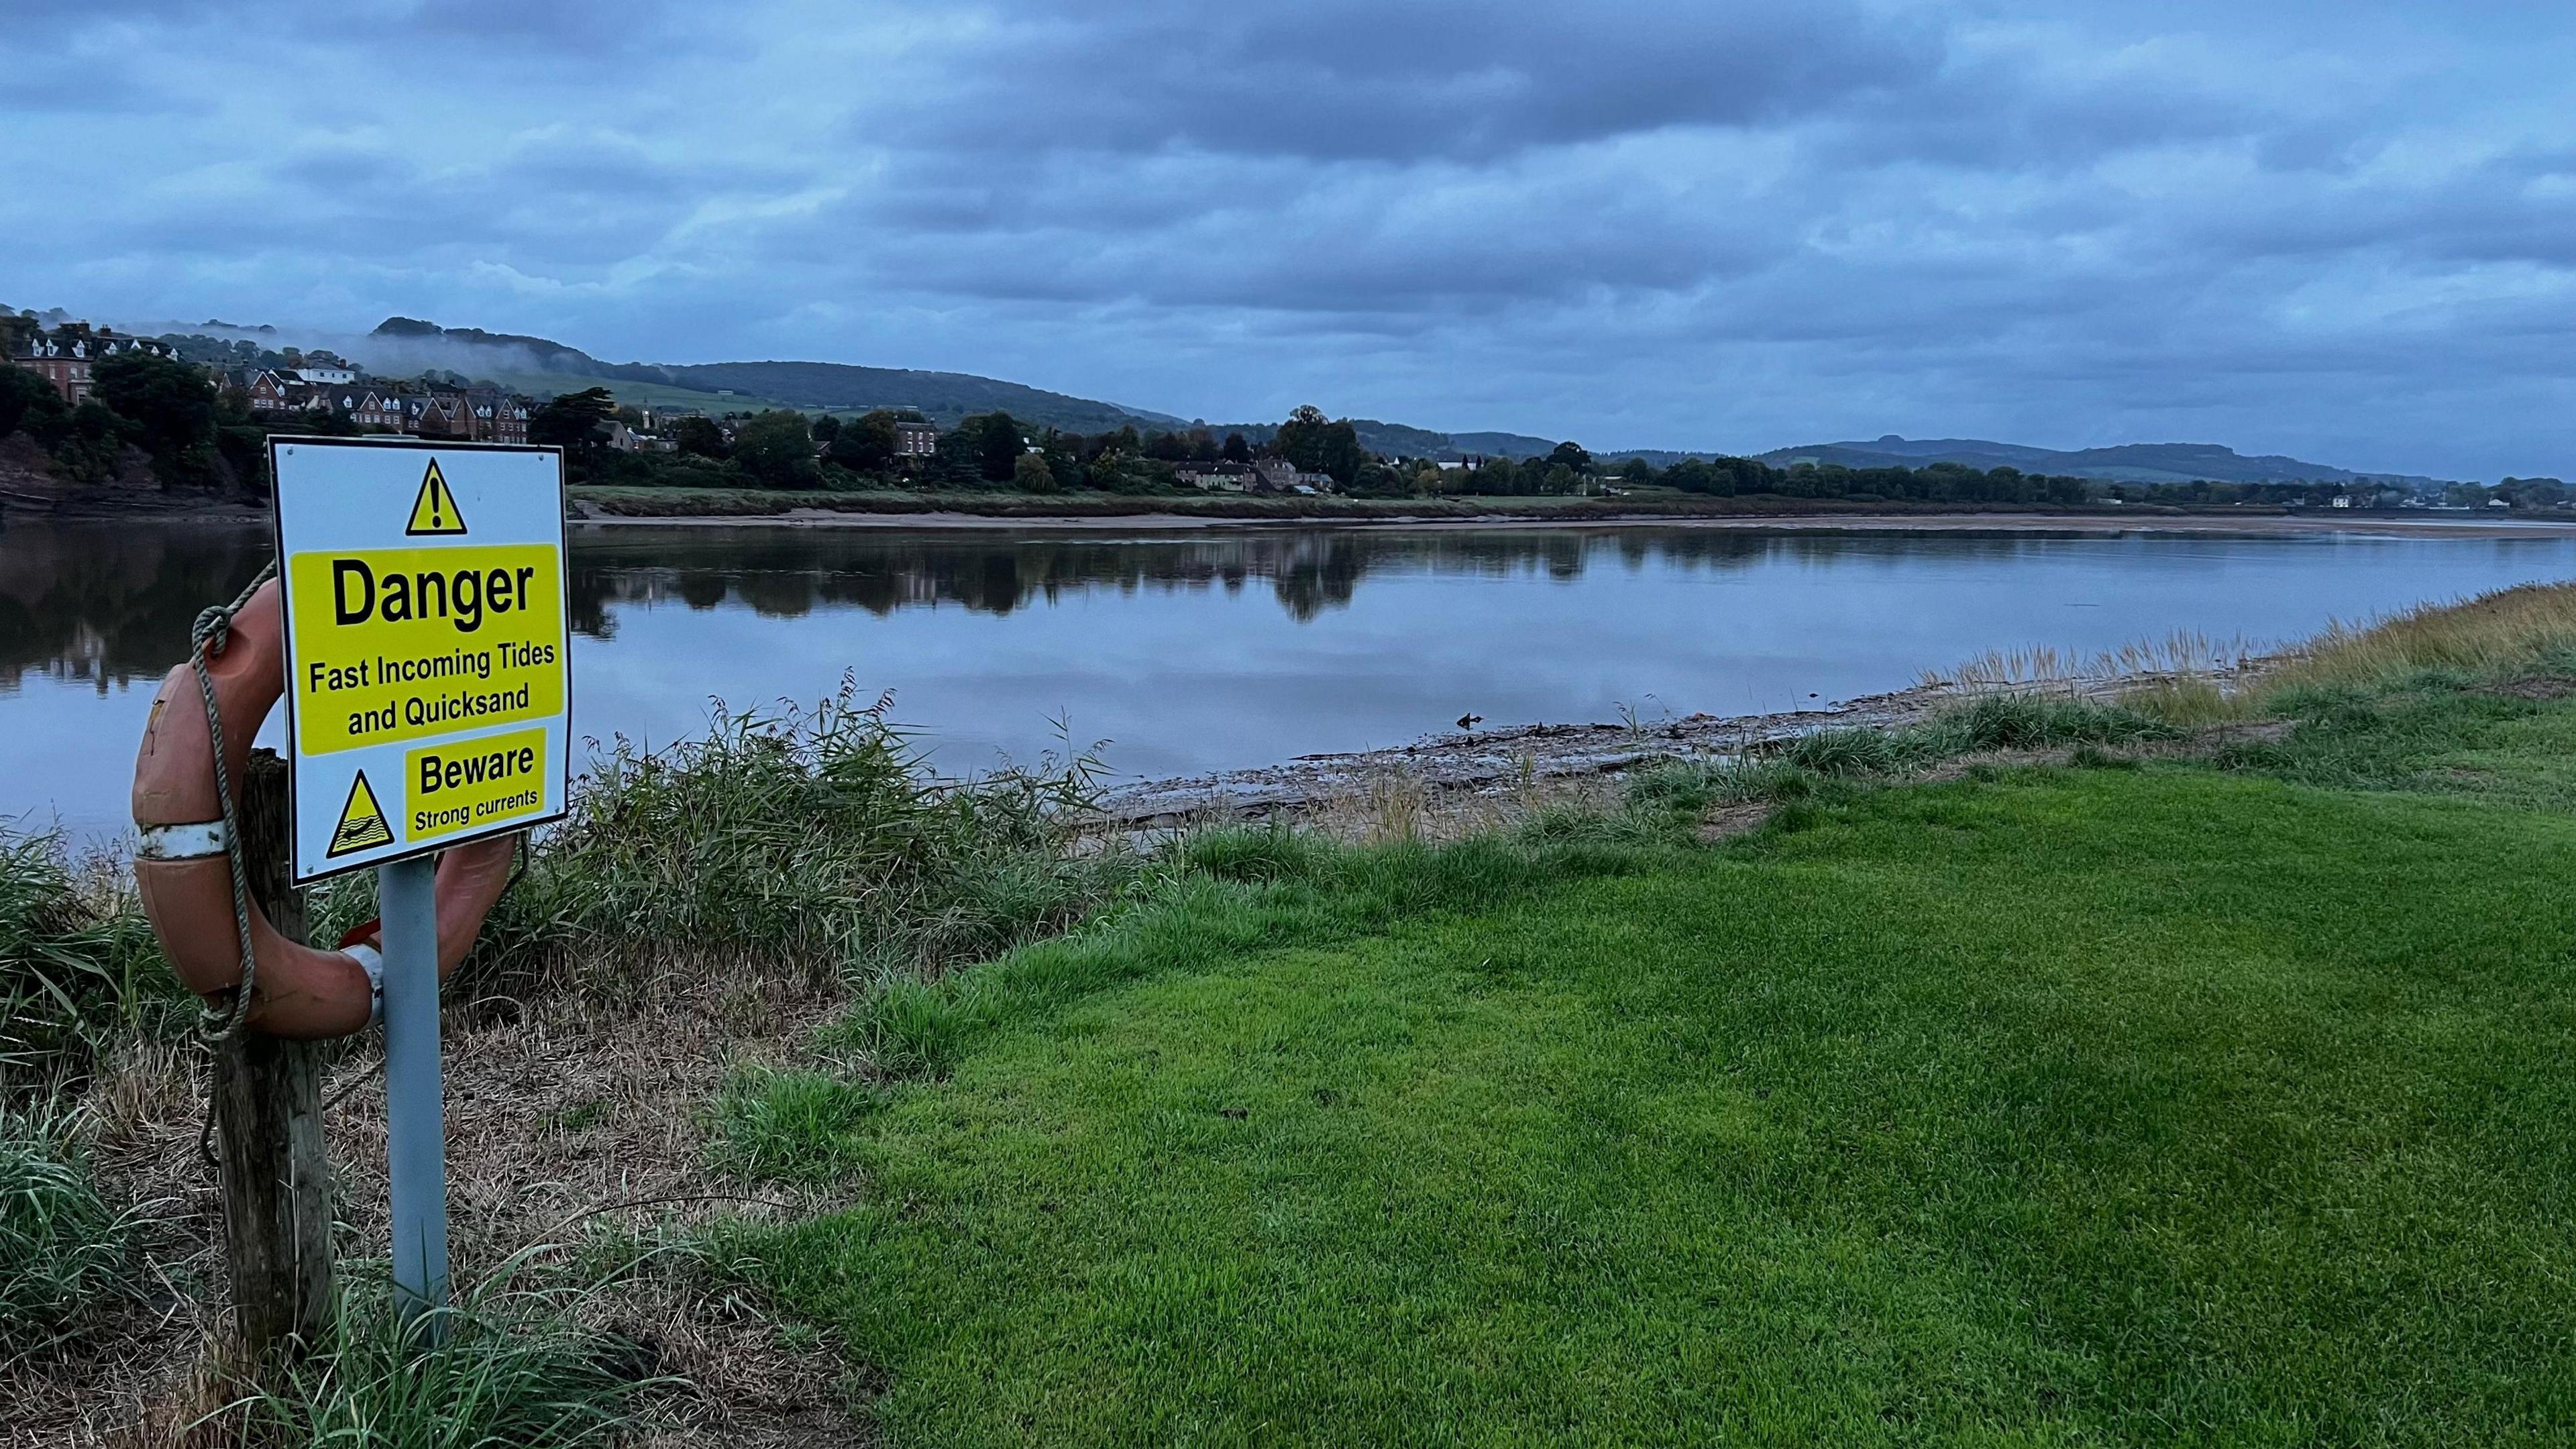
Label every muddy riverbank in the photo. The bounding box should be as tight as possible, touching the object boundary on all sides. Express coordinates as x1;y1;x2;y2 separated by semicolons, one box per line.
1091;669;2206;833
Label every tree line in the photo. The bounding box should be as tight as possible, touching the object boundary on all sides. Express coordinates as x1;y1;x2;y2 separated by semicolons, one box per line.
0;341;2529;516
553;395;1381;496
566;396;2354;511
0;348;277;491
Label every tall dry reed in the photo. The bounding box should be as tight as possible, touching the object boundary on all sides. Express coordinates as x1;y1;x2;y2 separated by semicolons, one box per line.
2252;581;2576;698
1922;630;2262;694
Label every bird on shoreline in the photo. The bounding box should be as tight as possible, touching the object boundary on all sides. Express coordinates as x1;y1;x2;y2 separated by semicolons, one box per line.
1457;712;1483;731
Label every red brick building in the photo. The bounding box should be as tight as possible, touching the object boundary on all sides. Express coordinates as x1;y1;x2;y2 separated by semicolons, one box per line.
474;394;531;444
6;323;176;407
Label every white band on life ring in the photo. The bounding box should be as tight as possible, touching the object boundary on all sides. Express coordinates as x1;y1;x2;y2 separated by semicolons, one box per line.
345;943;386;1026
137;820;229;860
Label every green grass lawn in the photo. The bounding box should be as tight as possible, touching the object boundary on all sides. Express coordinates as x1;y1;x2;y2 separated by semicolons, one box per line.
731;682;2576;1444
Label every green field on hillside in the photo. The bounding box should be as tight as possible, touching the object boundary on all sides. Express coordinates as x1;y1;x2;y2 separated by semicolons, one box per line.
484;371;806;417
486;369;1163;430
731;670;2576;1444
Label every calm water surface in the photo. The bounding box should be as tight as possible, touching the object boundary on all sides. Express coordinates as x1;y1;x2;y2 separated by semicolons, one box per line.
8;519;2573;838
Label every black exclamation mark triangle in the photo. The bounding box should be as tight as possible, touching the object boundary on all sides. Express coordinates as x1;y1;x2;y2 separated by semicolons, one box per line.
405;460;468;536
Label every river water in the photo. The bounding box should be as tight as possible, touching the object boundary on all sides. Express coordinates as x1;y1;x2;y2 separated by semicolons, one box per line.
8;519;2573;839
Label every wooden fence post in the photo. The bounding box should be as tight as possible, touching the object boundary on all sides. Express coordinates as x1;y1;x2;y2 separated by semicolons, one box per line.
211;748;334;1359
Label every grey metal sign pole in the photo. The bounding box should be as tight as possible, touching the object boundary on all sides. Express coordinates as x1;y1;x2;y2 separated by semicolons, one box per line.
265;438;570;1343
378;855;449;1332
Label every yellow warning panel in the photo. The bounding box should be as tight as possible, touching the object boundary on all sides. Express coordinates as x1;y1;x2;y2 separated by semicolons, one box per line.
405;727;549;843
405;459;468;536
274;438;569;883
284;543;565;755
327;771;397;857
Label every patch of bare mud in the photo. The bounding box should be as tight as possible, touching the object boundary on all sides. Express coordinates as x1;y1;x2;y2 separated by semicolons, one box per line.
2481;676;2576;701
1695;802;1772;842
1094;673;2227;839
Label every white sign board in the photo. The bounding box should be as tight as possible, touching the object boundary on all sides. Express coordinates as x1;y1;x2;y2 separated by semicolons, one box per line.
270;438;571;883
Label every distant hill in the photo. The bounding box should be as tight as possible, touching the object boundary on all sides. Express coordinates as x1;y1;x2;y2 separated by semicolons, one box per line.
364;318;1185;433
1593;449;1723;468
1755;435;2440;488
77;308;2449;482
370;320;1575;458
1446;429;1572;459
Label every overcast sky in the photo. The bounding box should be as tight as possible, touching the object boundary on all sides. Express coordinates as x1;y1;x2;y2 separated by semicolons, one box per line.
5;1;2571;476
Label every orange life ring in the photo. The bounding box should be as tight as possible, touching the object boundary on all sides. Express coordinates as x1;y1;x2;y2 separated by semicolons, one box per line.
130;578;519;1040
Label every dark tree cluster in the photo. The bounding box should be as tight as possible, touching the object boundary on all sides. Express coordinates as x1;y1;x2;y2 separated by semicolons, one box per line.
1413;451;2092;504
509;385;2542;514
591;399;1383;498
1271;405;1366;486
0;341;250;491
2496;476;2569;509
529;386;618;454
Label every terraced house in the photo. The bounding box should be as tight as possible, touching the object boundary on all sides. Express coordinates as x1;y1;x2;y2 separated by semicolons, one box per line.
472;394;531;444
264;378;536;443
341;388;405;429
244;369;335;415
5;321;176;406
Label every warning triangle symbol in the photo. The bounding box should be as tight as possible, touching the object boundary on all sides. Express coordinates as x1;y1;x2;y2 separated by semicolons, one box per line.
405;460;468;536
326;771;397;857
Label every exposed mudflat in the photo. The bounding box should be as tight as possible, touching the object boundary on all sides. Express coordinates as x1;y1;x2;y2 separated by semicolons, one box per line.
1092;674;2169;830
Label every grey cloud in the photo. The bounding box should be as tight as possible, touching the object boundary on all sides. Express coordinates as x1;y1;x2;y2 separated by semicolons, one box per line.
1;0;690;53
863;0;1943;163
0;71;203;115
7;0;2576;479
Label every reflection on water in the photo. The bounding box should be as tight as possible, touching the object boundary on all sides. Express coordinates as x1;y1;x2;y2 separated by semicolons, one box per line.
8;519;2575;838
0;526;1714;677
6;522;2194;682
574;527;2297;627
0;524;276;692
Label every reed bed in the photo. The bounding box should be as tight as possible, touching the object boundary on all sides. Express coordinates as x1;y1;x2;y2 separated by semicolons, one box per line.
0;830;180;1093
311;675;1142;1002
1925;583;2576;727
1922;629;2263;693
2251;580;2576;697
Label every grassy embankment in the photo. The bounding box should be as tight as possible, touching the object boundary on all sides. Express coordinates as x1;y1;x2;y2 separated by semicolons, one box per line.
3;684;1141;1443
13;587;2576;1442
570;483;2216;524
716;584;2576;1445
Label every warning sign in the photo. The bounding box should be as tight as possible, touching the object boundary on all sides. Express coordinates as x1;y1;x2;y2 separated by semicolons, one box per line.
406;460;468;536
327;772;397;856
282;545;564;755
406;726;551;843
271;439;570;883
